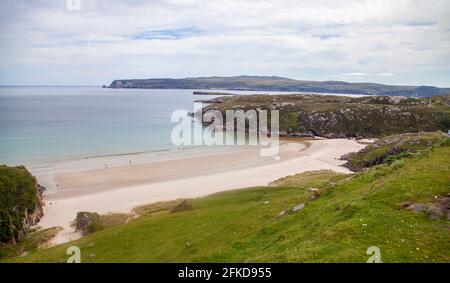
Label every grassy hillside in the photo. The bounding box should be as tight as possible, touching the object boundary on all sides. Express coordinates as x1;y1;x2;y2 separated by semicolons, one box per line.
0;227;61;259
343;132;448;171
203;94;450;138
6;135;449;263
108;75;450;97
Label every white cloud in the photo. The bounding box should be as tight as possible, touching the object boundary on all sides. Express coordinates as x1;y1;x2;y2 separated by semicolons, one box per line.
340;72;395;78
341;73;371;77
0;0;449;86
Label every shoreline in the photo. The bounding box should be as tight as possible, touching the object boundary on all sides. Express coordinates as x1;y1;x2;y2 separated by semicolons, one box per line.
33;138;367;245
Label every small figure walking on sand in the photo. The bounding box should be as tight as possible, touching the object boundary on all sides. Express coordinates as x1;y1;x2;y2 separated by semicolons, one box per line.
56;183;59;191
129;160;132;166
104;163;108;169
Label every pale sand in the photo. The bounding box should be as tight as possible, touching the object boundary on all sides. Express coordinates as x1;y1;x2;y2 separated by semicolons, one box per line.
33;138;365;244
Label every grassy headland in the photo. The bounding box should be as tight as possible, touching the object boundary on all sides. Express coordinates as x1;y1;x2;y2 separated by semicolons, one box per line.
342;132;448;171
108;75;450;97
203;94;450;138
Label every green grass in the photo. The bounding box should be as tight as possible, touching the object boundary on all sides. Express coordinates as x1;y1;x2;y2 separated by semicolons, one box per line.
268;170;343;188
344;132;448;171
5;142;450;263
133;199;185;216
0;227;61;259
99;213;133;228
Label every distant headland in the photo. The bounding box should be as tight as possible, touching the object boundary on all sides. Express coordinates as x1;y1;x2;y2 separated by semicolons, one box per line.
106;75;450;97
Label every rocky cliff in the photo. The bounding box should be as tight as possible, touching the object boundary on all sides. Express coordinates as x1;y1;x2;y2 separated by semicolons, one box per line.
0;166;44;245
201;94;450;138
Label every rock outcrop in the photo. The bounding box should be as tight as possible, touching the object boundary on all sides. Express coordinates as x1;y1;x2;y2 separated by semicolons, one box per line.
0;166;45;245
17;184;44;242
342;132;448;171
402;195;450;220
170;200;193;213
201;94;450;139
74;212;104;235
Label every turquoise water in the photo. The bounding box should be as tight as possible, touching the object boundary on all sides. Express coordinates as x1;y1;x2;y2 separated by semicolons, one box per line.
0;87;212;164
0;86;356;165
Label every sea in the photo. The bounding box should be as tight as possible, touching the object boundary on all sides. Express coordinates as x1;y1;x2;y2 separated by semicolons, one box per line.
0;86;361;165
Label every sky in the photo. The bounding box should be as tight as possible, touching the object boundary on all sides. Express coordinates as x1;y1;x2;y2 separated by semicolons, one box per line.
0;0;449;87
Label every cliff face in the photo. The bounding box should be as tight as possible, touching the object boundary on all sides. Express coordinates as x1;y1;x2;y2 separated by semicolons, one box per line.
201;94;450;138
17;184;44;242
0;166;44;245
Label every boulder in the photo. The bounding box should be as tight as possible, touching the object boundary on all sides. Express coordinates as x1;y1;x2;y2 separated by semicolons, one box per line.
308;188;323;200
406;204;428;213
170;200;193;213
427;196;450;220
403;195;450;220
74;212;103;235
292;203;306;212
276;210;287;218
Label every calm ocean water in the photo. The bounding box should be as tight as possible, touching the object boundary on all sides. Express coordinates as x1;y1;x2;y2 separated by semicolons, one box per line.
0;86;359;165
0;86;298;164
0;87;211;164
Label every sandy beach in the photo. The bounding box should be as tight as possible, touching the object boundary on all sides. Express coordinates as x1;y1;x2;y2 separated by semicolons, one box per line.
31;138;366;244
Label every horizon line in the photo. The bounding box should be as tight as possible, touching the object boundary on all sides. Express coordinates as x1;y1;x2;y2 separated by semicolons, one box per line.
1;75;450;89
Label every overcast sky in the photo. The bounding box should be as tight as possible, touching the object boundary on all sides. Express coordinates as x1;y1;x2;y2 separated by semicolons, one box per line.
0;0;449;86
